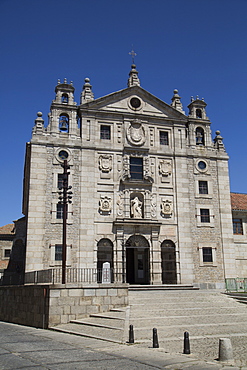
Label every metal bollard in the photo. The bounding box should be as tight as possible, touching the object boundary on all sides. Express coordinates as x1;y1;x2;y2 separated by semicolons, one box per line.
129;324;134;343
153;328;159;348
183;331;190;354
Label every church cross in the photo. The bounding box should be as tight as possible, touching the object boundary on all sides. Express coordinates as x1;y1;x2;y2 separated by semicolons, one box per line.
129;48;137;64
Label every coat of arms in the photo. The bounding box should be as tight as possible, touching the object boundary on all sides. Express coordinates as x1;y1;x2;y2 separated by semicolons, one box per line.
159;159;172;177
99;196;112;213
127;119;146;146
99;155;112;173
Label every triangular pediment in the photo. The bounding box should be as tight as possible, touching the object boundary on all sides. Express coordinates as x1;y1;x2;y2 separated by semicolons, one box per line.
80;86;186;119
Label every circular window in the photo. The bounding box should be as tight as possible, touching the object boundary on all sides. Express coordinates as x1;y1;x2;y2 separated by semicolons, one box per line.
130;97;141;109
197;160;207;171
58;150;69;160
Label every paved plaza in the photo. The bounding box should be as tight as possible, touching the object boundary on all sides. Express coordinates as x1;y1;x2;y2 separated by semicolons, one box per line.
1;320;247;369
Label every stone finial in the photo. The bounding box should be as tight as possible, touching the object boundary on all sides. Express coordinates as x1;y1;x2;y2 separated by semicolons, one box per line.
33;111;45;134
80;77;94;104
127;64;140;87
214;130;225;151
171;89;184;114
64;78;67;84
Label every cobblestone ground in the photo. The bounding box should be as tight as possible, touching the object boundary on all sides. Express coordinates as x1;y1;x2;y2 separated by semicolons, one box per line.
128;290;247;367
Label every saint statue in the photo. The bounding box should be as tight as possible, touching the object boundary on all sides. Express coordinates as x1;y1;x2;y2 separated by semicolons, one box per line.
131;196;142;218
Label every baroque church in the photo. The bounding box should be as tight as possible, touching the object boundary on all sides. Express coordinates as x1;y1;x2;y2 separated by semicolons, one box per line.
20;64;239;289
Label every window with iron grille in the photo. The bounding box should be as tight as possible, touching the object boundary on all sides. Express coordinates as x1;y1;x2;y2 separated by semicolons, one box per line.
56;203;63;219
100;125;111;140
55;244;63;261
58;174;64;189
233;218;243;235
200;209;210;223
199;180;208;194
160;131;169;145
130;157;143;180
202;247;213;263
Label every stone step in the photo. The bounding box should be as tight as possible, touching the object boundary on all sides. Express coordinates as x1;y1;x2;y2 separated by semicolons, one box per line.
128;313;247;326
131;322;247;340
71;317;124;330
128;284;199;291
51;322;124;343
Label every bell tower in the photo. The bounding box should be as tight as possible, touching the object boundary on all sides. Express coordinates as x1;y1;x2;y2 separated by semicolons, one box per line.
46;78;78;137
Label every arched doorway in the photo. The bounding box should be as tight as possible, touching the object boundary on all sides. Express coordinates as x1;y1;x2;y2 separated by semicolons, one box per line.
126;235;150;284
161;240;177;284
97;238;113;282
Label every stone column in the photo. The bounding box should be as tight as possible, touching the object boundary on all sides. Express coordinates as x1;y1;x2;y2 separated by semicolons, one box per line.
115;227;125;283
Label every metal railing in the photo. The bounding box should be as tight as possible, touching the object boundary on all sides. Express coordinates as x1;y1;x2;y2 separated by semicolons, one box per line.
225;278;247;292
24;268;125;285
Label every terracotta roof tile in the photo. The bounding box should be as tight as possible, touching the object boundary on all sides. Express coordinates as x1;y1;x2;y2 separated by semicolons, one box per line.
0;224;14;235
231;193;247;210
0;260;8;269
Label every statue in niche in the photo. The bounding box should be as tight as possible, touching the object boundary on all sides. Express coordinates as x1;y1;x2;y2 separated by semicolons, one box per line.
161;199;173;216
131;196;143;218
159;159;172;177
99;196;112;213
99;155;112;173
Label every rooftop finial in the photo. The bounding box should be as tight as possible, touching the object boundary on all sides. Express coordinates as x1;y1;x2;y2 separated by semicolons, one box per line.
129;48;137;64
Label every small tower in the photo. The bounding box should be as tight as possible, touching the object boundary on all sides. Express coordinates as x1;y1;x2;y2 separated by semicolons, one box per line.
32;111;45;135
187;96;208;120
47;79;78;136
171;89;184;114
80;78;94;104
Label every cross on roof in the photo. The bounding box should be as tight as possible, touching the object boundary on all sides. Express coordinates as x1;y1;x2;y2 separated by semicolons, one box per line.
129;49;137;64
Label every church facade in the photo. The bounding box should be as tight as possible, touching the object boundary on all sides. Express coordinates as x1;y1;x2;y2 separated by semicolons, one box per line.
22;65;236;288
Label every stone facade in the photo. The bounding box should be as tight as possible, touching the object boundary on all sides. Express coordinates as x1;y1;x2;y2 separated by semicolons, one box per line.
21;65;238;288
231;193;247;277
0;224;14;279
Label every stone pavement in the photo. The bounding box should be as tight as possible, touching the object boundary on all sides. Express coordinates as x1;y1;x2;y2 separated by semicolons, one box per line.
52;289;247;368
0;320;247;369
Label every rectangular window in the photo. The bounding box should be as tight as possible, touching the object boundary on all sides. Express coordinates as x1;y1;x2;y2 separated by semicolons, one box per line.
56;203;63;219
55;244;63;261
130;157;143;180
58;174;64;189
160;131;169;145
202;247;213;263
233;218;243;235
100;125;111;140
200;209;210;223
4;249;11;258
199;180;208;194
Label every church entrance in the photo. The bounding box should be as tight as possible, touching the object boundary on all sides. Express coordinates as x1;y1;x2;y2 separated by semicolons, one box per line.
125;235;150;284
161;240;177;284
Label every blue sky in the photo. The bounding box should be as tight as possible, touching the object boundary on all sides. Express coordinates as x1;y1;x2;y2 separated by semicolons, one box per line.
1;0;247;226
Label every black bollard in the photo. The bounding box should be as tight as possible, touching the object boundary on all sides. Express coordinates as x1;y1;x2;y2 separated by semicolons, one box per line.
183;331;190;354
129;324;134;343
153;328;159;348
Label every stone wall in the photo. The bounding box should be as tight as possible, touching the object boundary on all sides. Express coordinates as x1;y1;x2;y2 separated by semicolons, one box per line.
0;283;129;328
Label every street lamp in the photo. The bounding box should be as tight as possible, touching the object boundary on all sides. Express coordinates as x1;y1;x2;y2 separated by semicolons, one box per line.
58;160;72;284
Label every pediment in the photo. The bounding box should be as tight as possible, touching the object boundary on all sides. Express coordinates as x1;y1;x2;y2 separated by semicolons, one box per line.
80;86;186;119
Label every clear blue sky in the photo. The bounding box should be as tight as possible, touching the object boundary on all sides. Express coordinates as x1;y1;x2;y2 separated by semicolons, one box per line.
1;0;247;226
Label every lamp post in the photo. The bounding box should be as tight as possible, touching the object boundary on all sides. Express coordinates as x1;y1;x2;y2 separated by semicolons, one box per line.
58;160;72;284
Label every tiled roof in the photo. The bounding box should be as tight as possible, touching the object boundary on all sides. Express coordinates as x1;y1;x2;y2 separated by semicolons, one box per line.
231;193;247;211
0;260;8;269
0;224;14;235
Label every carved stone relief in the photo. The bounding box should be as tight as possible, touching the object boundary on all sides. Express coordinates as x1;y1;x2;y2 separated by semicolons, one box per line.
151;194;157;218
126;119;146;146
116;192;124;217
99;196;112;214
160;199;173;217
159;159;172;183
99;154;112;173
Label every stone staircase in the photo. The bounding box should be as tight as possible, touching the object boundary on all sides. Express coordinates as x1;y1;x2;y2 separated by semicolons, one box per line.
52;288;247;365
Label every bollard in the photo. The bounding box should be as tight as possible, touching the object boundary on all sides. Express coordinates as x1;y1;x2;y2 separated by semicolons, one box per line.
153;328;159;348
218;338;233;362
129;324;134;343
183;331;190;354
